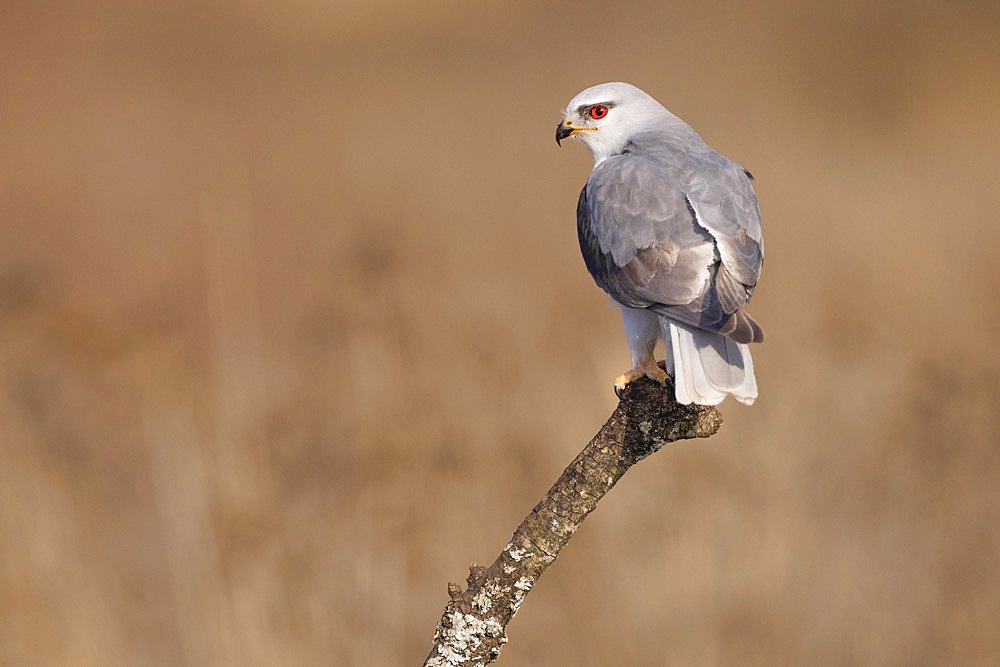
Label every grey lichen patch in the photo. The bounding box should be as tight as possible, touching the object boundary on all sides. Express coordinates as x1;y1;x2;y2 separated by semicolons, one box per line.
426;611;506;667
513;576;534;592
471;590;493;613
506;545;529;562
508;596;523;615
507;579;531;615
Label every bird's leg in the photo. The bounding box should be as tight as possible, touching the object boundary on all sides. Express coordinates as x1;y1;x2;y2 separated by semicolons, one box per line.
616;307;668;396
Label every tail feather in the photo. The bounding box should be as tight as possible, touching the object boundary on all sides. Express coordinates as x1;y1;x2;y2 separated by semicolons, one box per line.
662;319;758;406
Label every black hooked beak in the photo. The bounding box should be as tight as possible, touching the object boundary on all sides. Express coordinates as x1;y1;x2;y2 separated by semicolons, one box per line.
555;121;574;146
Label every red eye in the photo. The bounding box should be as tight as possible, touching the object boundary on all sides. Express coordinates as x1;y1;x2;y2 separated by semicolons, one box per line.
589;105;608;120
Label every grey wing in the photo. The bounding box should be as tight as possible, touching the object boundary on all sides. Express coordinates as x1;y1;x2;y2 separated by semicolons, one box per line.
683;153;764;299
578;151;764;343
578;154;716;309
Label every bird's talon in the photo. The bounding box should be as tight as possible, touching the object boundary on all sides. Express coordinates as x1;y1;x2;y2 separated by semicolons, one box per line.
647;368;668;386
613;366;668;398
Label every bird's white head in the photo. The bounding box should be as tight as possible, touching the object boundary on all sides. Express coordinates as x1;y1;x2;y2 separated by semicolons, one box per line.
556;82;675;165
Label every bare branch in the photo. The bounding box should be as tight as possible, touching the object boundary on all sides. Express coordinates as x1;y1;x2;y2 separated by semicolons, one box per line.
423;378;723;666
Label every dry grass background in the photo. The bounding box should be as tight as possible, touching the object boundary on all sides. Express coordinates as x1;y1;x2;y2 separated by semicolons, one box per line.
1;1;999;665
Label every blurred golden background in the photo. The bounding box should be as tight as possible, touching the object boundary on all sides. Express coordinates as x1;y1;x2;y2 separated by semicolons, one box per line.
2;1;999;664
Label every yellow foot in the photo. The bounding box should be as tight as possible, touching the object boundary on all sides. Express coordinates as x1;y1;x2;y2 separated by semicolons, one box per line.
614;364;668;398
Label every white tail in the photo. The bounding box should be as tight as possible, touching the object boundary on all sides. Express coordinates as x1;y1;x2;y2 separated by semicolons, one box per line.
662;319;758;406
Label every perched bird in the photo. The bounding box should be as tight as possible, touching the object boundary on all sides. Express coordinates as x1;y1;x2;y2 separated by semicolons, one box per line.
557;82;764;405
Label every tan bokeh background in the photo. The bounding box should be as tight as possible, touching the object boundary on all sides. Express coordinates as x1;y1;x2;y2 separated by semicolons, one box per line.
2;1;999;664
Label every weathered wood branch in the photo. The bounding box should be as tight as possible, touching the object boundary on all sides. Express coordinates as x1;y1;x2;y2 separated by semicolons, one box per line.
423;377;723;666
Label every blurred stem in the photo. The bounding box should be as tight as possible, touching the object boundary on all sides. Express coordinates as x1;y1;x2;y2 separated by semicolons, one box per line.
423;379;723;666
